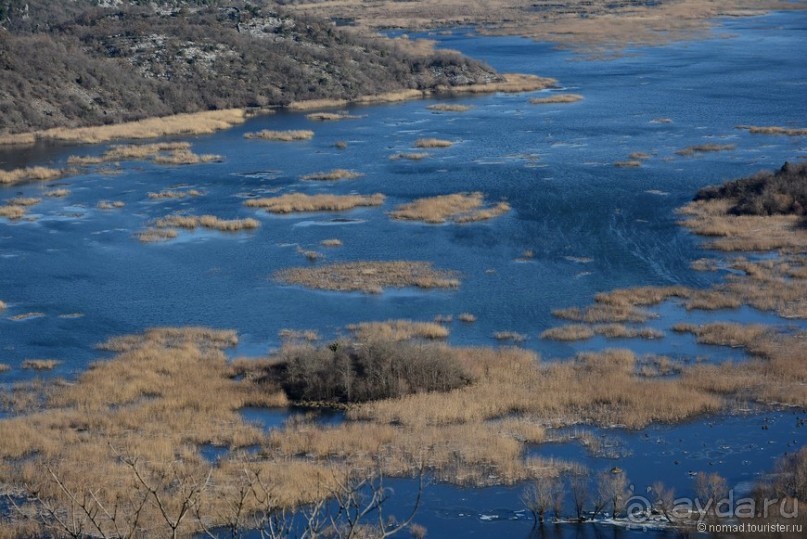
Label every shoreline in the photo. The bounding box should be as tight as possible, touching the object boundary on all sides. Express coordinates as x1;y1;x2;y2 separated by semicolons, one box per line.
0;74;553;149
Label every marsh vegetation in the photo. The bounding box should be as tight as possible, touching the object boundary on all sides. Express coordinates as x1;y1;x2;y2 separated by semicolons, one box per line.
274;261;460;294
389;193;510;224
244;193;385;214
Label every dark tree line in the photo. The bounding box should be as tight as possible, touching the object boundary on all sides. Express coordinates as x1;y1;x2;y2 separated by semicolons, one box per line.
0;0;497;133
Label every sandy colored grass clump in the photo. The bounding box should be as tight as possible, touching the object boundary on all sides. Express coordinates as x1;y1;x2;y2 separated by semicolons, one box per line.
629;152;652;160
275;261;460;294
320;238;342;247
678;198;807;252
414;138;453;148
0;166;63;187
243;129;314;141
136;228;179;243
390;192;510;224
1;109;248;146
737;125;807;136
245;193;385;214
300;169;363;181
97;200;125;210
44;189;70;198
348;320;450;341
675;143;736;156
7;197;41;207
458;313;477;323
150;215;260;234
529;93;583;104
427;104;473;112
0;300;6;311
0;205;27;220
70;142;219;167
540;324;595;341
21;359;60;371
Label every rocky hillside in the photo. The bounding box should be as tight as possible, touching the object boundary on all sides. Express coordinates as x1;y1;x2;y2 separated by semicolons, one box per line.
0;0;497;134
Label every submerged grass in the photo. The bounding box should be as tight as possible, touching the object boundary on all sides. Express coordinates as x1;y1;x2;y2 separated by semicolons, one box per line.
245;193;385;214
274;261;460;294
675;143;736;156
737;125;807;136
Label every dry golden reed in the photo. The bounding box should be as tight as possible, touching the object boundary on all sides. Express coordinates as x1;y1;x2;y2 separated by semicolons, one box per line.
274;261;460;293
0;167;62;187
414;138;453;148
0;109;247;146
529;94;583;104
245;193;385;214
389;192;510;224
347;320;450;341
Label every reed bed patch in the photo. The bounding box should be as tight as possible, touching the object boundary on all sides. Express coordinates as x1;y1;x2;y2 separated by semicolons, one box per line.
675;143;736;156
274;261;460;294
389;192;510;224
414;138;453;148
347;320;450;341
3;109;248;146
444;74;557;94
334;140;348;149
427;104;473;112
70;142;220;167
96;200;125;210
0;363;9;373
245;193;385;214
540;324;595;341
552;303;656;323
243;129;314;141
672;322;770;348
629;152;652;160
0;300;6;311
21;359;60;371
737;125;807;136
0;205;26;220
529;93;583;104
320;239;342;247
305;112;360;121
136;228;178;243
153;215;260;233
300;169;363;181
7;197;41;207
679;199;807;252
614;160;641;168
389;152;430;160
0;166;63;187
43;189;70;198
458;313;477;323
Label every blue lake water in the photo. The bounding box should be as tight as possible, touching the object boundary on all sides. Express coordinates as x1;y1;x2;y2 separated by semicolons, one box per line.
1;9;806;538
